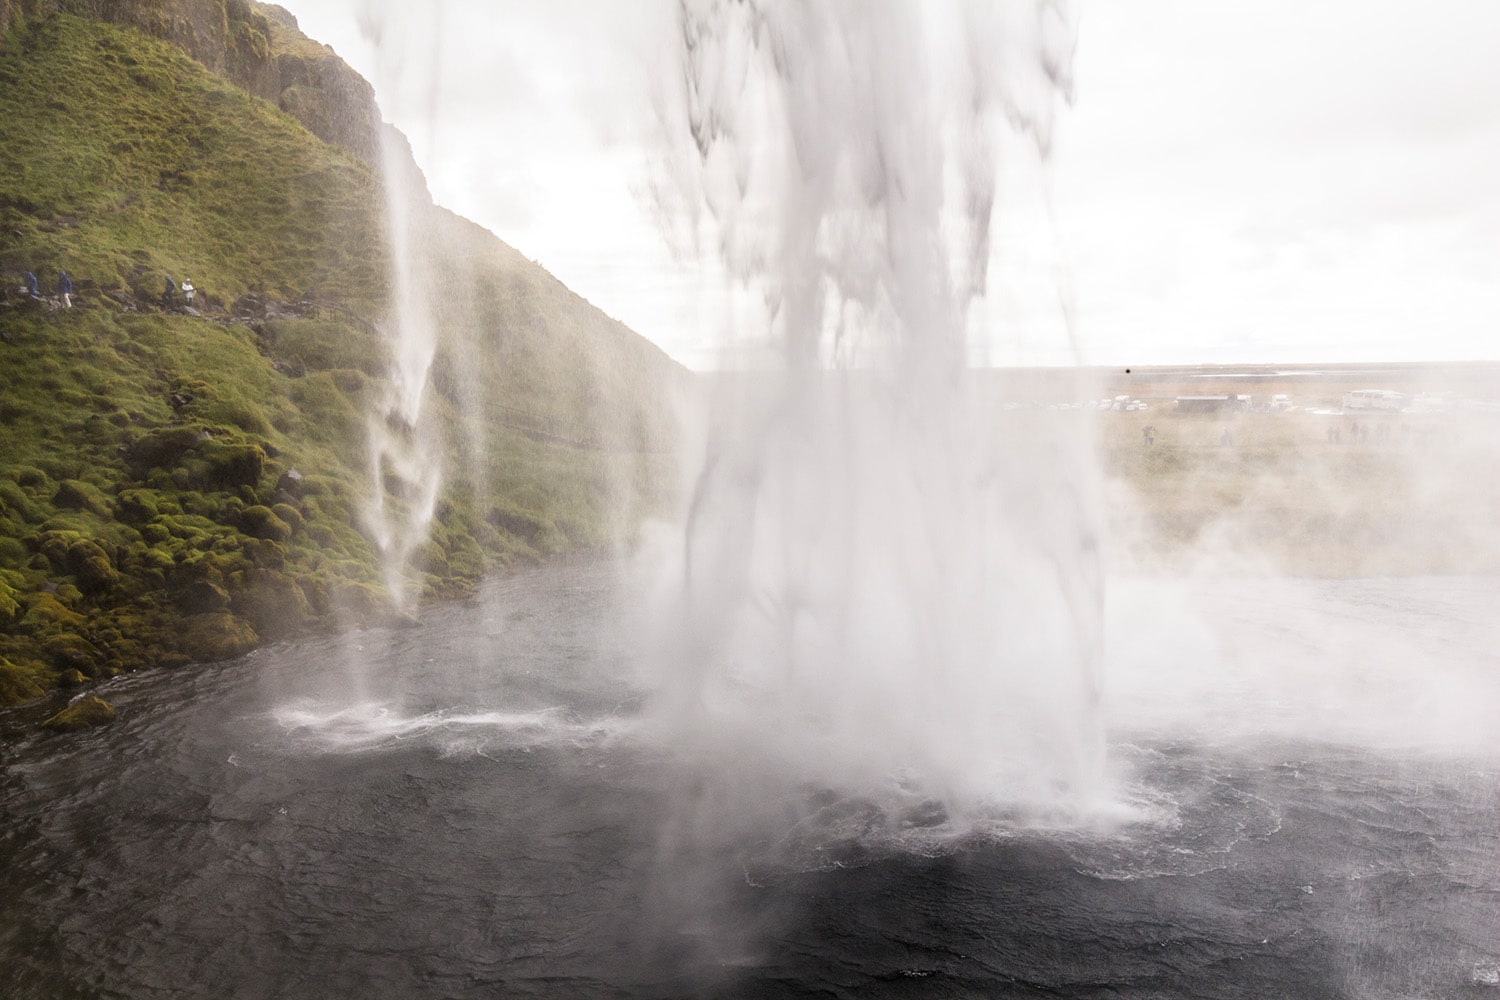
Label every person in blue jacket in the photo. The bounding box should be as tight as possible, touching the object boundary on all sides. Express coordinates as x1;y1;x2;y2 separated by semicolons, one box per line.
58;270;72;308
25;271;38;297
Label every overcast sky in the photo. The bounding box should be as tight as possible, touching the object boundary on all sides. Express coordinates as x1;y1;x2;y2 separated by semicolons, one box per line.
284;1;1500;369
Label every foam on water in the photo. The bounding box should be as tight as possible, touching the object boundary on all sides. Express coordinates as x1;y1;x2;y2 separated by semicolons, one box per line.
272;699;631;755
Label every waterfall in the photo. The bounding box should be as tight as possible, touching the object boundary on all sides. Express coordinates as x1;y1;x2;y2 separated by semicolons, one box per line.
643;0;1105;813
360;12;444;614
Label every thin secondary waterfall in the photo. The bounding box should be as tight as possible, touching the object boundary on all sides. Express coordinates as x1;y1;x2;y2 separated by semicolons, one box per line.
360;15;444;613
644;0;1105;812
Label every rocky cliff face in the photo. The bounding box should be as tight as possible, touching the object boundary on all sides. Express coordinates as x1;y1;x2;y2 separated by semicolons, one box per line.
1;0;384;169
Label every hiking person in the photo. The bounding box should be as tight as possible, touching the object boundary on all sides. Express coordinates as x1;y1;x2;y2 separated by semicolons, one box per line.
25;271;38;297
163;274;176;306
181;278;195;304
58;270;72;308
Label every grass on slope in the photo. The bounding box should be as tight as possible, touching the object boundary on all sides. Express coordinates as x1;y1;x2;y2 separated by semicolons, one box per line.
0;305;390;705
0;13;383;305
0;14;684;710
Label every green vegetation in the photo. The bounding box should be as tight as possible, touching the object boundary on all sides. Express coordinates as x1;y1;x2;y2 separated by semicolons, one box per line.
40;694;116;732
0;13;683;713
0;12;384;304
1099;408;1500;576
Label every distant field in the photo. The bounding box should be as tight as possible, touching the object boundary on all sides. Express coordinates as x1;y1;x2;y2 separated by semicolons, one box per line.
1084;363;1500;576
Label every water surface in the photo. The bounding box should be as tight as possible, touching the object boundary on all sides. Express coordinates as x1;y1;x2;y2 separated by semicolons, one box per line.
2;563;1496;998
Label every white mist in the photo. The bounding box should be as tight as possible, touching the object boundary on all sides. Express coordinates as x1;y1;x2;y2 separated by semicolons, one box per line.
640;1;1102;817
360;17;444;613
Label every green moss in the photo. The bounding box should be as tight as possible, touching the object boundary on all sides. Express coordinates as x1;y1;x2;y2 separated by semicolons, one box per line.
270;502;302;534
0;15;386;304
194;440;266;489
13;467;51;491
229;568;309;639
325;579;383;621
178;611;258;662
41;696;117;732
239;504;290;542
0;656;48;704
19;593;86;632
176;578;229;613
41;632;102;674
52;479;111;515
123;427;203;476
0;577;19;623
115;489;159;524
66;538;119;593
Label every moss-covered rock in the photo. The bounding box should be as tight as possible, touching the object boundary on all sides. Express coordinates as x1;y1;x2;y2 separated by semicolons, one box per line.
41;633;102;675
275;468;308;498
67;538;120;594
239;504;291;543
123;427;203;475
18;593;87;632
178;612;258;662
318;580;379;622
270;502;302;535
194;440;266;490
0;656;47;704
53;479;110;516
41;696;117;733
39;530;80;571
229;568;309;639
13;467;51;492
241;537;286;569
0;535;27;570
0;578;19;624
114;489;160;524
176;578;230;613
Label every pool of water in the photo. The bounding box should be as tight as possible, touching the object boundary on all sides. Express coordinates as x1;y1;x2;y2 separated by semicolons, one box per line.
2;563;1496;998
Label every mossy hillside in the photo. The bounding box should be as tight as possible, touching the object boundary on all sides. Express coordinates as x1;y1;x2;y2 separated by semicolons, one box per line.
0;13;383;305
0;298;671;708
0;307;387;703
0;13;686;710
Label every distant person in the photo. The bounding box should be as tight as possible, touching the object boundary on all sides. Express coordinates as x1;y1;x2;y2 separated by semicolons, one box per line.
181;278;195;304
58;270;72;308
163;274;176;306
1219;428;1234;447
24;271;38;297
1141;425;1155;446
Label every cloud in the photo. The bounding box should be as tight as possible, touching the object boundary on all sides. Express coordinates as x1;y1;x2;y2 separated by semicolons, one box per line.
285;0;1500;366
